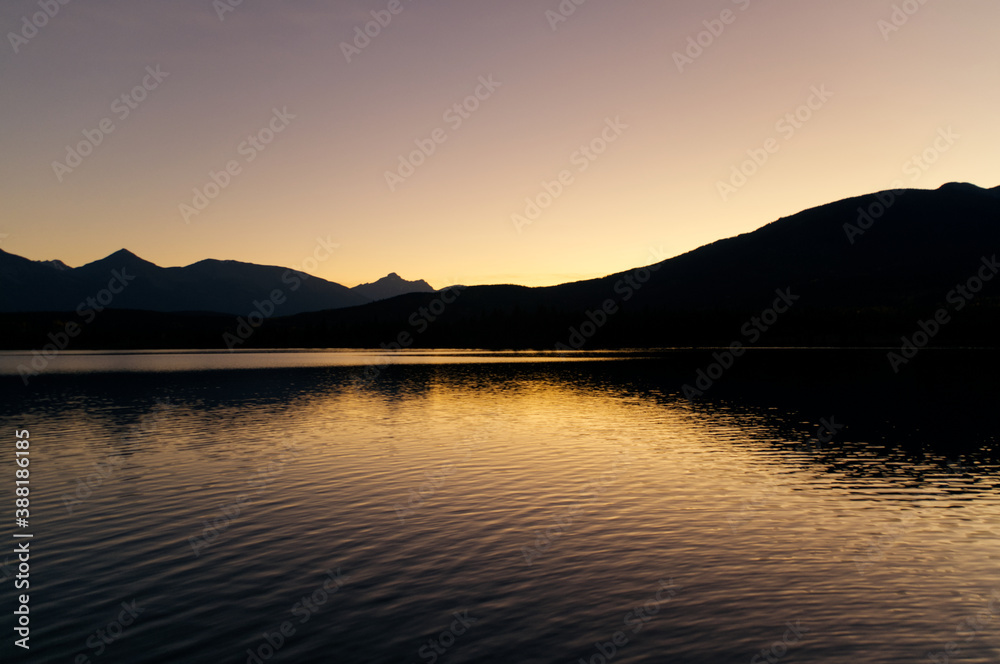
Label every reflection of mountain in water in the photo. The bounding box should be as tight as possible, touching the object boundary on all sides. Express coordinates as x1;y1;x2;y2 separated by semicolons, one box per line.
3;350;996;496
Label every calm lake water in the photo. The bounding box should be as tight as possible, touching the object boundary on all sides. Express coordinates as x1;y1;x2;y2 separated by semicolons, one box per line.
0;350;998;663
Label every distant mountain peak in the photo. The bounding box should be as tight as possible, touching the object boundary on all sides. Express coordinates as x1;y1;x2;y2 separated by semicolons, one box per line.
93;248;160;268
351;273;435;302
108;248;140;259
355;273;430;288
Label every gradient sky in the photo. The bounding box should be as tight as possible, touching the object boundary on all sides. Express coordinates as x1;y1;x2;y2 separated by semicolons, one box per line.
2;0;998;288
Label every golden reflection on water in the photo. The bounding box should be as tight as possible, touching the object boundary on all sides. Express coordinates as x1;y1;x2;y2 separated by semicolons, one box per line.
4;357;1000;663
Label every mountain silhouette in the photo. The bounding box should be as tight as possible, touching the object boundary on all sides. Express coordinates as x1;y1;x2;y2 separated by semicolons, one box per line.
2;183;998;350
249;182;999;349
352;273;435;301
0;250;433;316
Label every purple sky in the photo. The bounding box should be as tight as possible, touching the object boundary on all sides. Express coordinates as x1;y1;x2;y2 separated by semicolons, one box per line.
2;0;998;287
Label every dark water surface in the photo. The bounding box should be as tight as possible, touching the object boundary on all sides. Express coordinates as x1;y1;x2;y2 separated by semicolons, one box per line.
0;350;998;663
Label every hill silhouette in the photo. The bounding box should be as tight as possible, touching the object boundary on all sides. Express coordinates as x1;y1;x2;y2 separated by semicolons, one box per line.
2;183;998;350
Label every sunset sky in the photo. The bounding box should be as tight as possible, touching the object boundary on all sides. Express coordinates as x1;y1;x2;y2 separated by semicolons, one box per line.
2;0;998;288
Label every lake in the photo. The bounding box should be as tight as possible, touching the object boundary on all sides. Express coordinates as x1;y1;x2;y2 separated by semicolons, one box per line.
1;350;998;663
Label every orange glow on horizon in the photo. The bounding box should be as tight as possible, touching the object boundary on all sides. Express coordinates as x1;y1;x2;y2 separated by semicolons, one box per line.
2;1;998;288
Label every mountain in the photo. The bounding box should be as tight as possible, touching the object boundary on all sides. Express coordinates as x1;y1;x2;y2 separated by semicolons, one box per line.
0;249;372;316
0;247;438;316
2;183;998;350
352;273;434;301
233;181;1000;349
